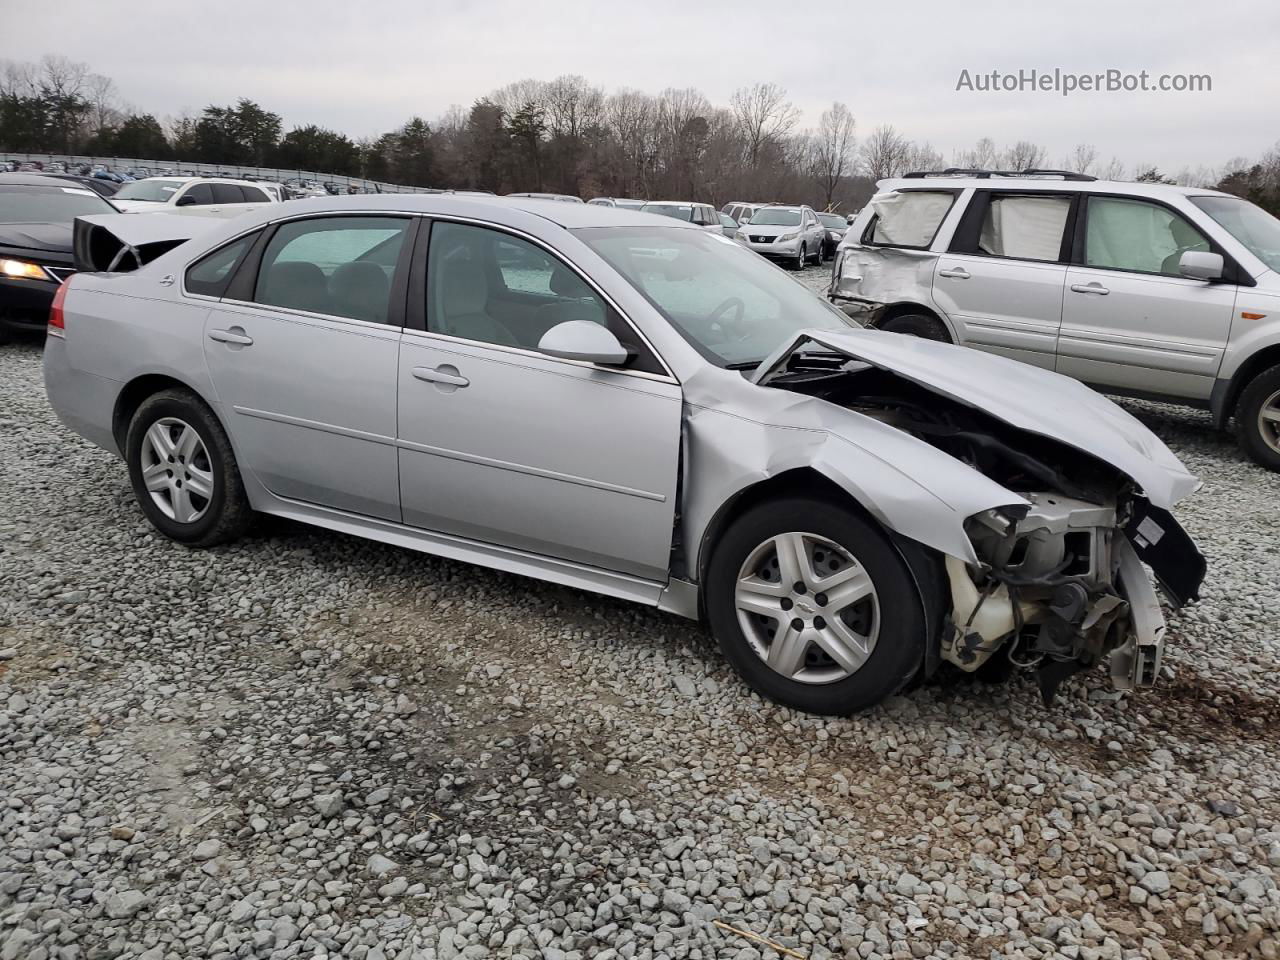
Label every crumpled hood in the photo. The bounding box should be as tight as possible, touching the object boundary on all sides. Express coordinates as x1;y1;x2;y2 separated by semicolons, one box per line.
752;327;1199;509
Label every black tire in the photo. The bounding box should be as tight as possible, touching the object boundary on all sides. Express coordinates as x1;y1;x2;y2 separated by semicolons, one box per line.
793;245;806;271
1237;365;1280;472
706;496;929;715
124;389;253;547
879;313;951;342
0;319;13;346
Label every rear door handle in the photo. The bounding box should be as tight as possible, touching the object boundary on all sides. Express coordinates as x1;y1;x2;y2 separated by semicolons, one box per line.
412;365;470;388
938;267;971;279
1070;282;1110;295
208;328;253;346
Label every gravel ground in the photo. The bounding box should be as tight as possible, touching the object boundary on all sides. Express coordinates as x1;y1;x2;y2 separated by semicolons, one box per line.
2;281;1279;960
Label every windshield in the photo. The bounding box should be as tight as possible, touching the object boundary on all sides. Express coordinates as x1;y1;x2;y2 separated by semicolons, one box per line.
642;203;694;222
577;226;855;367
750;208;802;226
819;213;846;229
1190;195;1280;273
114;179;183;202
0;184;116;223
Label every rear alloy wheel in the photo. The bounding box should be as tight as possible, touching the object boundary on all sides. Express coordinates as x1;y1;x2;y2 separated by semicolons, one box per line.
1238;365;1280;472
879;313;951;342
125;389;253;547
707;497;927;715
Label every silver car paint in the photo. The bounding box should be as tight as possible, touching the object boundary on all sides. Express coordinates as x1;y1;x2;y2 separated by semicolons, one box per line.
45;196;1197;628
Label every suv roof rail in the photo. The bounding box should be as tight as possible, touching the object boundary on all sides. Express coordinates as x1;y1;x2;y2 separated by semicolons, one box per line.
902;167;1097;182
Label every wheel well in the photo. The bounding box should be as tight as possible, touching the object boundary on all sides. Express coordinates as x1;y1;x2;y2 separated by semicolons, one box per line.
112;375;201;451
1221;346;1280;426
875;303;952;340
694;467;948;673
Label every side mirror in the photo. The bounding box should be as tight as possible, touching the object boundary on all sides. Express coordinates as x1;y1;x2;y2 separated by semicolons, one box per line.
538;320;629;366
175;194;197;207
1179;250;1223;281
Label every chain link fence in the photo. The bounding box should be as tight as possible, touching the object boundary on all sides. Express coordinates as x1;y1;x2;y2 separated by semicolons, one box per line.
0;151;438;195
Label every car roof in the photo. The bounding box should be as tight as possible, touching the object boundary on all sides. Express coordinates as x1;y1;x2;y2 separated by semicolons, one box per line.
878;175;1235;200
645;200;706;206
187;193;703;232
0;172;91;189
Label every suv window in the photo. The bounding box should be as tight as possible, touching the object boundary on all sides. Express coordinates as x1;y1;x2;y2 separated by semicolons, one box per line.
864;191;954;248
211;183;246;205
977;194;1072;262
425;221;662;374
181;183;214;206
185;233;256;298
253;216;409;324
240;185;269;203
1084;196;1211;277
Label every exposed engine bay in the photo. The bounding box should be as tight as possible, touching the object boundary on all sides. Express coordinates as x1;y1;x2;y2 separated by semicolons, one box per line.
764;350;1206;702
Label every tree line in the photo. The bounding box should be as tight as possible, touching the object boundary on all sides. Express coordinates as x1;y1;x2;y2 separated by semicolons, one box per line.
3;55;1278;215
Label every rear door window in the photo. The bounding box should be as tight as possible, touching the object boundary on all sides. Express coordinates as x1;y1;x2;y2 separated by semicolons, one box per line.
864;191;955;248
976;194;1072;262
252;216;410;324
211;183;246;204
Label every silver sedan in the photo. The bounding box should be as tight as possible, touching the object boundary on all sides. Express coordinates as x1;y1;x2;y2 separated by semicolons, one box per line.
45;197;1204;715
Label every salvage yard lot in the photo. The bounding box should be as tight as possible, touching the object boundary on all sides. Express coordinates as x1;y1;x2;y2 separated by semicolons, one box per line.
1;283;1279;958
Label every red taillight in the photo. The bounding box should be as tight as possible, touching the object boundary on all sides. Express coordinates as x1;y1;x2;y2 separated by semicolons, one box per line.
49;280;69;337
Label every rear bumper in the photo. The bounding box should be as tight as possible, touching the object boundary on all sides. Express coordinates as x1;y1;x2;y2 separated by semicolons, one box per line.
42;335;122;455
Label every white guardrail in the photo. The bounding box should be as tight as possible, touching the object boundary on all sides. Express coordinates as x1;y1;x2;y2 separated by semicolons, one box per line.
0;152;439;195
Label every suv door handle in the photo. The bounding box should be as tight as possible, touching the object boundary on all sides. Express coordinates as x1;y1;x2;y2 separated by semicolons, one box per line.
412;365;470;388
208;328;253;346
1070;282;1110;295
938;267;970;279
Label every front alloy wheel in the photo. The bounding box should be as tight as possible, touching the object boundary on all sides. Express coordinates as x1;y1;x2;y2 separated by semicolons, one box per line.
707;497;928;714
734;532;880;683
1238;366;1280;472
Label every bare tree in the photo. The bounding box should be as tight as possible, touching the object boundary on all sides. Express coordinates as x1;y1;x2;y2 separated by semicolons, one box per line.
1068;143;1097;175
861;124;910;180
954;137;998;170
1096;156;1127;181
1003;140;1048;171
810;102;856;209
730;82;799;167
86;73;120;140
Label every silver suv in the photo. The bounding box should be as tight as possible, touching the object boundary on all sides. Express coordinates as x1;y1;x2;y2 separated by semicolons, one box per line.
830;169;1280;471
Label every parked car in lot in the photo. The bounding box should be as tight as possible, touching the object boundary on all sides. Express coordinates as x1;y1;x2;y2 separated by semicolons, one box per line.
718;212;739;238
640;201;723;233
111;177;278;218
818;211;849;261
46;196;1203;714
588;198;646;210
507;192;585;203
830;168;1280;471
737;204;826;269
0;173;116;341
38;172;123;198
722;201;766;226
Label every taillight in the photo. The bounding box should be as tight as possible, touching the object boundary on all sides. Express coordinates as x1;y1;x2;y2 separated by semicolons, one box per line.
48;280;69;338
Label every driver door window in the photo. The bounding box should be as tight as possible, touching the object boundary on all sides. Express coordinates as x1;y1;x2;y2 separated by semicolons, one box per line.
1084;197;1210;276
425;220;662;373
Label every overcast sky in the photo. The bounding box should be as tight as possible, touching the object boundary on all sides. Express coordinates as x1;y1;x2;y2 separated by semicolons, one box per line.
6;0;1277;174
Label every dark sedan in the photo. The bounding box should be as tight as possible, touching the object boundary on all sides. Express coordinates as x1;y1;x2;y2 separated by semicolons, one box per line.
0;174;119;342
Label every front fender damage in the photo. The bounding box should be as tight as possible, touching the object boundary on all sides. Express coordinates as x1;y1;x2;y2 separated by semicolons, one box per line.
684;331;1206;704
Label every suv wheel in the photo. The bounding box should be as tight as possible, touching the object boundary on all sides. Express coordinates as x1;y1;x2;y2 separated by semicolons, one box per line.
125;389;253;546
1238;365;1280;471
879;313;951;342
794;245;806;271
706;497;927;715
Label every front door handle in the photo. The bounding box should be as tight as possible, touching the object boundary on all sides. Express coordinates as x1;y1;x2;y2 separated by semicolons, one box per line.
412;365;470;388
208;328;253;346
938;267;971;279
1070;282;1110;295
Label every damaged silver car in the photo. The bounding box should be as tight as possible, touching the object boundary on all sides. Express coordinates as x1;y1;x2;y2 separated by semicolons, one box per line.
44;197;1205;714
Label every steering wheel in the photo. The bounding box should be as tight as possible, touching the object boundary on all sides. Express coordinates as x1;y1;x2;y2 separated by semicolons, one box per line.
708;296;747;339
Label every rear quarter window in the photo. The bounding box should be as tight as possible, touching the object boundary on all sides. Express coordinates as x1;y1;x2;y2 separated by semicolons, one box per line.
185;234;257;298
863;191;956;248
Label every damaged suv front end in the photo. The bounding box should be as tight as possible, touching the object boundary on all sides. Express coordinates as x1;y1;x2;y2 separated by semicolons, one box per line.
744;329;1204;702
